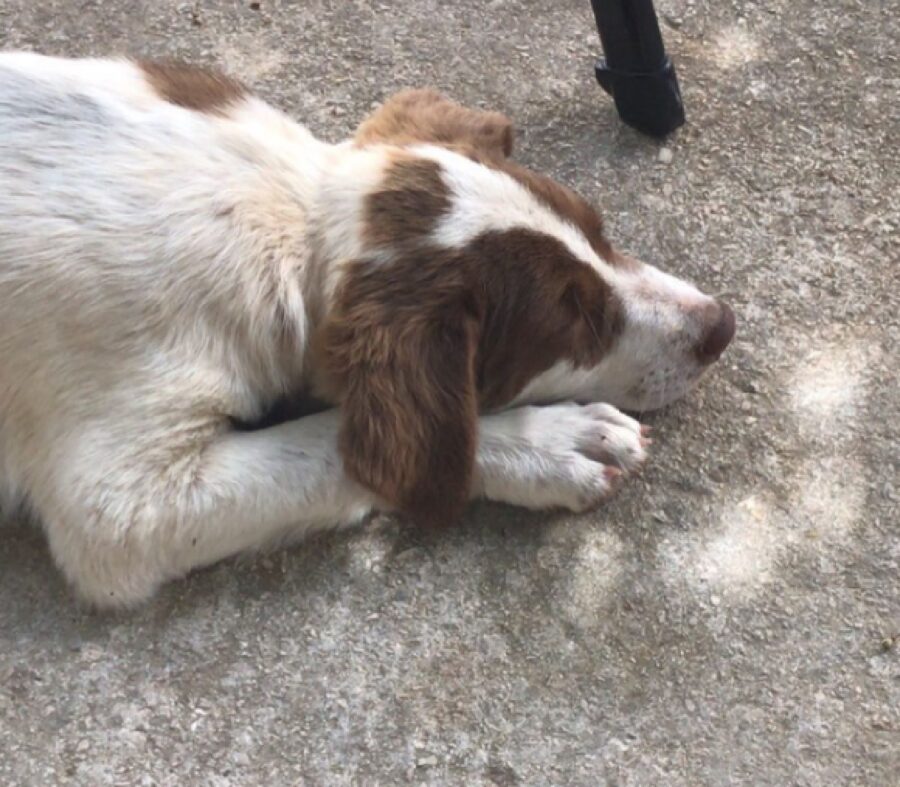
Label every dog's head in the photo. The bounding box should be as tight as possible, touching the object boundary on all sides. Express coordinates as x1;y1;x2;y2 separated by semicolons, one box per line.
316;89;735;524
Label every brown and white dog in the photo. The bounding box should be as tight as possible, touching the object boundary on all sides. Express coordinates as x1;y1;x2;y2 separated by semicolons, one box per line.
0;53;735;606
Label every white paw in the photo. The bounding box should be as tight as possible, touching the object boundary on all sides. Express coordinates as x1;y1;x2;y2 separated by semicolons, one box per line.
477;402;649;512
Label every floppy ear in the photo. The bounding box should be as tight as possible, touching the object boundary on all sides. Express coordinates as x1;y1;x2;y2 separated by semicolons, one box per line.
320;257;481;527
354;88;514;162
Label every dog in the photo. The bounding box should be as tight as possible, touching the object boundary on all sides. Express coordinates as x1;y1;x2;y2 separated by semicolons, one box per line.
0;52;735;607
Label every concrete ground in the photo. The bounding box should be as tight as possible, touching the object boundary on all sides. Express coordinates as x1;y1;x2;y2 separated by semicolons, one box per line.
1;0;897;784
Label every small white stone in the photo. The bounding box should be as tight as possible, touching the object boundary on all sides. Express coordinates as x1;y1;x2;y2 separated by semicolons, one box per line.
658;147;674;164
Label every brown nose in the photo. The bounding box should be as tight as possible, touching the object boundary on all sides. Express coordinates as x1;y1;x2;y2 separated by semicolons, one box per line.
697;301;736;364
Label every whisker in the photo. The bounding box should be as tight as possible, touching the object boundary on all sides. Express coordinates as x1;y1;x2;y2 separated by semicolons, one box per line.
573;291;601;344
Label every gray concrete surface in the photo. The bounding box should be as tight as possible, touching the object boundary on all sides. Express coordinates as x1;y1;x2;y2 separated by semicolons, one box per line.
1;0;897;784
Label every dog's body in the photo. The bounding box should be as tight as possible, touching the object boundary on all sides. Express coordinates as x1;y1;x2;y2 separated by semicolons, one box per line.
0;53;734;606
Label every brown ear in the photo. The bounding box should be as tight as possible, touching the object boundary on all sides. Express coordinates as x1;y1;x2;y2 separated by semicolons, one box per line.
320;257;481;527
354;88;513;161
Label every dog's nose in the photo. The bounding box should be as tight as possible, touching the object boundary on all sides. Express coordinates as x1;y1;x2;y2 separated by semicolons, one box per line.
696;301;736;364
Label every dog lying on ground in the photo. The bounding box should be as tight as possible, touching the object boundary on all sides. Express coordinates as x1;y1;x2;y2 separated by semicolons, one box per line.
0;53;735;606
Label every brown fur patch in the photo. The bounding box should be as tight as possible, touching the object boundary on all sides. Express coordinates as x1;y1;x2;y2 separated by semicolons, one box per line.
363;155;451;249
353;89;627;265
495;161;617;263
320;250;478;527
354;88;513;162
468;229;622;408
320;228;621;527
139;60;247;115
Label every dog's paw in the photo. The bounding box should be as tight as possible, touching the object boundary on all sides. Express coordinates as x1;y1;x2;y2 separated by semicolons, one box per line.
477;402;649;512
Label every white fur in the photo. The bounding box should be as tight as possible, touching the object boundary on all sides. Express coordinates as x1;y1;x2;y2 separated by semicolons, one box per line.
0;54;709;606
418;144;613;278
477;403;646;510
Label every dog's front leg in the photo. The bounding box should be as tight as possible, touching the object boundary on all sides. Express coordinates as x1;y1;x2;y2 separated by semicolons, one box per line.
42;410;377;607
474;402;649;512
44;403;646;607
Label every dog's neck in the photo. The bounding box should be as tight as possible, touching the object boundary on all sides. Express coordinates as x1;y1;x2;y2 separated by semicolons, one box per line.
209;124;394;405
304;144;394;306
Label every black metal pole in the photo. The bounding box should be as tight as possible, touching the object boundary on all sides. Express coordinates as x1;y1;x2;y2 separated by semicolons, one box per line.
590;0;685;137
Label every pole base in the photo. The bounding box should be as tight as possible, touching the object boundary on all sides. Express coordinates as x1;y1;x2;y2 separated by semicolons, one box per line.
595;56;685;138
